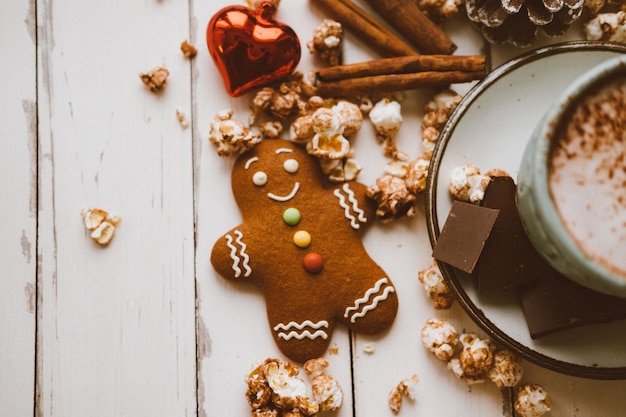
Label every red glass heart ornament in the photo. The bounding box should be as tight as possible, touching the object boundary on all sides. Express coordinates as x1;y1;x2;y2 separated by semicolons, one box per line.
206;2;301;97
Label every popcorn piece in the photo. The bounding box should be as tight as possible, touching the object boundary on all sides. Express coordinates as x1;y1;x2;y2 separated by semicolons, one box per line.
388;375;419;414
140;66;170;92
303;358;329;379
362;343;376;354
405;157;430;195
250;76;309;122
421;126;440;160
208;110;261;157
325;158;362;182
369;99;403;157
422;90;461;159
448;163;490;202
246;357;344;416
421;318;458;361
180;40;197;59
311;374;343;412
259;121;283;138
366;174;417;223
81;208;109;230
417;0;464;24
176;108;189;129
332;100;363;137
457;333;496;378
486;349;524;389
307;19;343;66
584;11;626;42
90;221;116;246
514;384;552;417
446;358;485;385
418;261;454;309
81;208;121;246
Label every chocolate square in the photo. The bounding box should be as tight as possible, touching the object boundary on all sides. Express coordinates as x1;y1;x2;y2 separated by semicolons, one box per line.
433;200;499;274
477;176;543;293
518;267;626;339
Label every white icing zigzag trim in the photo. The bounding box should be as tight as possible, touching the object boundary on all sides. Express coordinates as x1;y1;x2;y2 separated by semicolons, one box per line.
333;183;367;229
344;278;395;323
225;230;252;278
273;320;329;341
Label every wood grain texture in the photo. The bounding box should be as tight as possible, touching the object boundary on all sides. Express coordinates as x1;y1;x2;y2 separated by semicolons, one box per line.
35;0;196;416
0;0;37;415
0;1;625;417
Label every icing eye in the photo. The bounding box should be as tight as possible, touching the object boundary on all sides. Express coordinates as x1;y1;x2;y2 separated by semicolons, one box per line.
283;158;299;173
252;171;268;186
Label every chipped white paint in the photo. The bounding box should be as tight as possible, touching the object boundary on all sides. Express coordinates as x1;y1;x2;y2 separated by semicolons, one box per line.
1;1;625;417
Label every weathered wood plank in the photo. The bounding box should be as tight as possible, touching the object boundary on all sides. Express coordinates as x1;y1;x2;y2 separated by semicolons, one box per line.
0;0;37;415
35;1;196;416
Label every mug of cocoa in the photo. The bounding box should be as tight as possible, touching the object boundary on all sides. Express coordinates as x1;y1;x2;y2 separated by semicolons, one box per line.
517;55;626;297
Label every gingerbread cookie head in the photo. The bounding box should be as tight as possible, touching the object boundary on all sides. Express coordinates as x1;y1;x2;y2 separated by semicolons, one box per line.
212;139;398;363
230;139;324;212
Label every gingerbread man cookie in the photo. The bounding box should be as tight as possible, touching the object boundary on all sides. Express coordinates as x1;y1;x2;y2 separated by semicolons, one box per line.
211;139;398;363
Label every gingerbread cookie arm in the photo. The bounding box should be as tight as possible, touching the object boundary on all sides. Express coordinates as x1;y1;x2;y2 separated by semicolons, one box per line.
332;181;376;230
211;227;254;281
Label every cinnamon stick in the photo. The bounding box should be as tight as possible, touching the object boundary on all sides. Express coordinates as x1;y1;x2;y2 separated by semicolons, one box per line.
362;0;457;55
312;0;418;57
316;71;485;97
316;55;486;82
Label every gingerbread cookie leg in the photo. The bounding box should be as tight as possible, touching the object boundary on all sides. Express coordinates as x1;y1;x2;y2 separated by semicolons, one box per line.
267;307;336;364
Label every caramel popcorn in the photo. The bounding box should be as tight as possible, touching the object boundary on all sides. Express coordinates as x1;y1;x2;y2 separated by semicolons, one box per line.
323;158;362;182
307;19;343;66
250;75;309;122
246;358;343;416
139;66;170;92
366;174;417;223
405;157;430;196
584;11;626;42
514;384;552;417
455;333;496;379
418;261;454;310
259;120;284;138
417;0;464;23
388;375;419;414
369;99;403;157
208;110;261;157
422;90;461;159
448;163;490;202
305;102;362;160
176;108;189;129
421;318;458;361
362;343;376;354
180;40;197;59
81;208;121;246
486;349;524;389
303;358;329;379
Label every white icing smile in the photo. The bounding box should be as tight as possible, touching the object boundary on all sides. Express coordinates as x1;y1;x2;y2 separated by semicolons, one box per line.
268;182;300;202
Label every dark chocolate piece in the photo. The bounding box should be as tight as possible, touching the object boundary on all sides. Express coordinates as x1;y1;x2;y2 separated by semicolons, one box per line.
433;200;499;274
477;176;543;293
517;267;626;339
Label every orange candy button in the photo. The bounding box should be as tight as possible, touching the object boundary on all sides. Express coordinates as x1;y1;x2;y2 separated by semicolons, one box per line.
303;252;323;274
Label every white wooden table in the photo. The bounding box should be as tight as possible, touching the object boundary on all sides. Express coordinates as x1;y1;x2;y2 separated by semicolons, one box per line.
2;0;626;416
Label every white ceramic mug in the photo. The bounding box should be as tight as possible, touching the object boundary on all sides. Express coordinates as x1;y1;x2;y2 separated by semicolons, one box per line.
517;55;626;297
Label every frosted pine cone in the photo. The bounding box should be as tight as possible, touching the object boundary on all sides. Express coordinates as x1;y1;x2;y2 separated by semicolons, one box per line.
466;0;585;46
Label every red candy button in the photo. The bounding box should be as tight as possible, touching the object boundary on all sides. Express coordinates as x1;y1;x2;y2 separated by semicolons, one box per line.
303;252;323;274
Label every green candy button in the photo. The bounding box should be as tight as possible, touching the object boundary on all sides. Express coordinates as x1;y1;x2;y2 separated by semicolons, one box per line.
283;207;301;226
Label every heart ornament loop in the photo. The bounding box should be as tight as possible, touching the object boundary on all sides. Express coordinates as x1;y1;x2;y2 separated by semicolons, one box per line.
207;2;301;97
